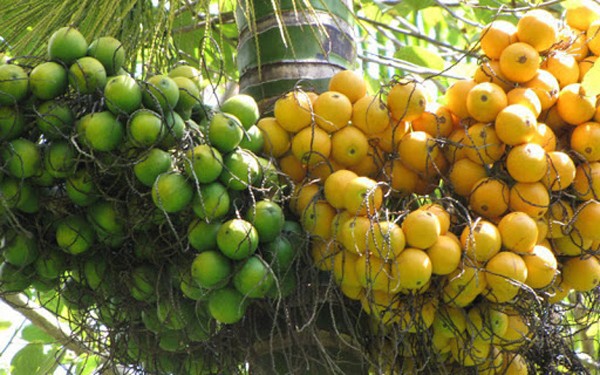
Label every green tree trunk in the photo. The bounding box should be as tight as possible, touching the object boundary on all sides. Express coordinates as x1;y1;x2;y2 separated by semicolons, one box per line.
236;0;356;109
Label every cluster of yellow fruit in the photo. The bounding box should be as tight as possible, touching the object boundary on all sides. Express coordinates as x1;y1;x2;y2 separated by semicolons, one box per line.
254;3;600;373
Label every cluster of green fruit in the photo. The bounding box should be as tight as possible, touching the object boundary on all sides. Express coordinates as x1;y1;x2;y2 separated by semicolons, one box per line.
0;26;301;373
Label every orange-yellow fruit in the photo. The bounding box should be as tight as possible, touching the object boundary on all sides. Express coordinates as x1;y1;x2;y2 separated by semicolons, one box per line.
279;153;306;183
523;69;559;111
343;176;383;216
545;273;572;303
332;250;362;288
349;147;380;178
401;210;441;249
448;158;489;197
540;52;579;88
517;9;558;52
328;70;367;103
351;95;390;135
587;20;600;55
398;131;440;174
289;183;319;216
442;265;487;307
469;177;510;219
506;87;542;118
301;200;336;240
444;128;469;163
306;157;341;181
573;162;600;200
445;80;477;120
383;159;419;196
461;219;502;263
497;211;538;254
291;126;331;165
562;256;600;292
339;215;371;255
556;83;596;125
369;120;409;154
573;201;600;242
393;248;433;290
542;151;576;191
545;199;574;239
419;204;450;235
274;91;313;133
494;104;537;146
464;122;506;165
323;169;358;209
509;182;550;219
552;232;591;256
522;244;557;289
466;82;508;123
355;253;394;292
480;20;518;59
411;104;453;137
314;91;353;133
484;251;528;303
566;1;600;31
473;60;514;93
499;43;540;83
530;123;556;152
311;239;338;271
387;80;427;122
506;143;548;183
426;235;462;275
570;122;600;162
330;126;369;167
579;55;598;81
257;117;290;157
368;220;406;259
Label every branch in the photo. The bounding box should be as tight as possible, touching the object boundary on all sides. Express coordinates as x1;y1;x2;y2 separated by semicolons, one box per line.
1;293;92;357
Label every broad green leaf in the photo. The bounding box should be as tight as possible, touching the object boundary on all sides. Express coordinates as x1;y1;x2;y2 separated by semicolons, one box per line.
10;343;52;375
582;59;600;97
21;324;55;344
395;45;445;71
75;354;102;375
393;0;435;16
0;321;11;330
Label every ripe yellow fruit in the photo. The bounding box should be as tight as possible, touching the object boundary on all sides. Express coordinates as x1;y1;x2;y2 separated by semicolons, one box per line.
480;20;518;59
306;157;341;181
497;212;538;254
552;232;591;256
323;169;358;209
311;239;337;271
545;273;572;304
343;176;383;216
419;203;451;235
573;162;600;200
505;143;548;183
411;104;453;138
289;183;320;216
351;95;390;135
401;209;441;249
367;220;406;259
517;9;558;52
383;159;419;196
499;43;540;83
587;20;600;56
503;353;529;375
432;305;467;338
278;153;306;183
442;265;487;307
301;200;336;240
348;146;380;178
473;60;514;93
469;177;510;220
570;122;600;162
330;126;368;167
506;87;542;118
530;123;556;152
355;253;394;292
257;117;290;158
291;126;331;165
509;182;550;219
523;69;559;110
466;82;508;123
494;104;537;146
522;244;557;289
426;235;462;275
330;210;352;240
450;336;491;367
540;52;579;88
461;219;502;263
484;251;528;303
387;79;427;122
545;199;574;239
445;80;477;120
495;313;531;350
369;120;409;153
444;128;469;163
339;215;371;255
398;131;440;174
328;70;367;103
556;83;596;125
562;255;600;292
448;158;488;197
314;91;353;133
392;248;433;290
579;55;598;81
542;151;576;191
573;201;600;242
274;91;313;133
566;0;600;31
464;122;506;165
332;250;362;288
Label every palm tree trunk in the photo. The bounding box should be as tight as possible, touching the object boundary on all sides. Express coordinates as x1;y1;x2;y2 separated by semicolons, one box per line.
236;0;356;110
